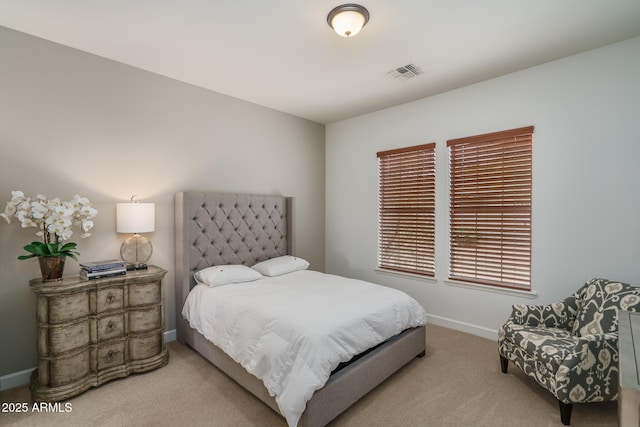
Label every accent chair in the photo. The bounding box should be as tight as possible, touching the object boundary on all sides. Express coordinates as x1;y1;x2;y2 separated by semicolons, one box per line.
498;278;640;425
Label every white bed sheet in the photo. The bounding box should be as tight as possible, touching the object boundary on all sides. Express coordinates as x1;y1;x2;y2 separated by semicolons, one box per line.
182;269;427;426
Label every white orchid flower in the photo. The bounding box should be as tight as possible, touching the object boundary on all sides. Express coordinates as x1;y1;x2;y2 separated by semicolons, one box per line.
48;222;73;240
47;222;62;235
2;203;16;222
21;218;37;228
31;201;48;219
2;191;98;244
79;205;98;218
74;194;90;205
47;212;72;228
55;204;75;218
61;229;73;240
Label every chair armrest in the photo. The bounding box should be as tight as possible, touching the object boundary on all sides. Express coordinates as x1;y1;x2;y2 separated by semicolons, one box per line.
555;332;619;403
576;332;618;344
561;333;618;376
571;333;619;376
509;295;579;329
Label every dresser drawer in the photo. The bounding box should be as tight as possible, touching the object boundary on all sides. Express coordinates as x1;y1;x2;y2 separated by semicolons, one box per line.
49;349;90;388
129;306;162;333
129;333;162;360
47;320;90;354
97;342;126;370
129;281;161;306
97;313;125;341
96;287;124;312
48;292;89;324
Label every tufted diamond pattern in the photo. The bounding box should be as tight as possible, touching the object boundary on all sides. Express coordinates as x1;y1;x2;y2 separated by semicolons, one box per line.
186;193;288;275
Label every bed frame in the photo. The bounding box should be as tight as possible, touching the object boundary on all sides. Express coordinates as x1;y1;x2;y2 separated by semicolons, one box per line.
175;192;426;426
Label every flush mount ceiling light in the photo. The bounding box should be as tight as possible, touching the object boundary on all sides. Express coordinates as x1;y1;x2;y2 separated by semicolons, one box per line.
327;4;370;37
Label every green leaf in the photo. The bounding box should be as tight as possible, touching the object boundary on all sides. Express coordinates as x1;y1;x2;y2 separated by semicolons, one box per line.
23;243;47;256
34;244;51;256
18;240;81;261
46;243;59;256
59;242;78;252
21;244;38;255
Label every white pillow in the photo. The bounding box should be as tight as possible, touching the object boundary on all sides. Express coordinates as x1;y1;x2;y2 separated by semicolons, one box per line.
194;265;263;287
252;255;310;277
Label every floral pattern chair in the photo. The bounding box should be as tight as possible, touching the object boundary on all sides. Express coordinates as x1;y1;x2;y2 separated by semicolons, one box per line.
498;278;640;425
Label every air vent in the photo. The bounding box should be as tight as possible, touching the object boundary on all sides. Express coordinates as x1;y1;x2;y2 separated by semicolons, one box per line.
387;63;424;80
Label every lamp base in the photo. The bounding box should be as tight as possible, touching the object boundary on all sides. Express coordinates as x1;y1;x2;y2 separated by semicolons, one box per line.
120;234;153;270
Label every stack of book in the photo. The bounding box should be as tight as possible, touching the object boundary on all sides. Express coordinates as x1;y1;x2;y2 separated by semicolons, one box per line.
80;259;127;280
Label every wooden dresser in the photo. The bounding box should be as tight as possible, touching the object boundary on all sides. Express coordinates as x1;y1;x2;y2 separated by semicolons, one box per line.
29;265;169;402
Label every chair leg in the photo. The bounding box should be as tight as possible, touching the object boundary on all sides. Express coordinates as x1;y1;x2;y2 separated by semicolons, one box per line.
499;355;508;373
558;400;573;425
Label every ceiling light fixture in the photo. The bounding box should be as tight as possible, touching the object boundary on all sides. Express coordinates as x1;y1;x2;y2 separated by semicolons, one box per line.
327;4;370;37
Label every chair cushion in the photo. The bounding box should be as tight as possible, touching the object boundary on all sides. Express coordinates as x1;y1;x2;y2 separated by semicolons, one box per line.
501;321;578;374
572;278;640;336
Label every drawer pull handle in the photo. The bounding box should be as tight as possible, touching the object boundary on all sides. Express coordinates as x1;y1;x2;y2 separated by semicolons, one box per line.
106;321;115;331
106;350;117;360
106;294;115;303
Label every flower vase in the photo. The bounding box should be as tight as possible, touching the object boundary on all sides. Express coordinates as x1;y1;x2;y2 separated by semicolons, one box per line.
39;256;65;282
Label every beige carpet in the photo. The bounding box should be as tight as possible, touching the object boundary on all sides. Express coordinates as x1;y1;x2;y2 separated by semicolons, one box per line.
0;325;617;426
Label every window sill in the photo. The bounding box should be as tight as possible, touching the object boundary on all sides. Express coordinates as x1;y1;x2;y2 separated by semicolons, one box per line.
373;270;538;299
375;268;437;283
444;279;538;299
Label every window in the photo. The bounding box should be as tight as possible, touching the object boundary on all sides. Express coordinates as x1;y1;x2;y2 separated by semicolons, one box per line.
377;143;436;277
447;126;533;290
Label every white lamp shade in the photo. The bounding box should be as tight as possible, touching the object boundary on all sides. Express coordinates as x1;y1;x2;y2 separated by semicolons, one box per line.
116;203;155;233
330;10;366;37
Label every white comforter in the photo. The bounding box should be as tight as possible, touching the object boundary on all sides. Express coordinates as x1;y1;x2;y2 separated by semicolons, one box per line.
182;270;427;426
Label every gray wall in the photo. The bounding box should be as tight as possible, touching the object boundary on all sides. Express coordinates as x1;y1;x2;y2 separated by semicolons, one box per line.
0;27;325;377
326;36;640;338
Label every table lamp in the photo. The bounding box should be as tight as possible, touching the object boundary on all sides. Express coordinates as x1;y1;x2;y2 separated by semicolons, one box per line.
116;196;155;270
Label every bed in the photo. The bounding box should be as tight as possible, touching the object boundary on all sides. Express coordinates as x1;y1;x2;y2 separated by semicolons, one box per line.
175;192;427;426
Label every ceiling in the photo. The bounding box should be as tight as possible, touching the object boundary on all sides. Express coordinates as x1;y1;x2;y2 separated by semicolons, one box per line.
1;1;640;124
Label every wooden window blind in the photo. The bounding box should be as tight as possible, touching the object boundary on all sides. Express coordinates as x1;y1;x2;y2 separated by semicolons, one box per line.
377;143;436;277
447;126;533;290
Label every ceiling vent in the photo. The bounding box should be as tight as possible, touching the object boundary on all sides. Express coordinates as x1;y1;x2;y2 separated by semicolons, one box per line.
387;63;424;80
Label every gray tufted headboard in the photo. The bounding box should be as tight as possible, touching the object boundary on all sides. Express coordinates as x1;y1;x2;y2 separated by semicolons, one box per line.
174;192;293;341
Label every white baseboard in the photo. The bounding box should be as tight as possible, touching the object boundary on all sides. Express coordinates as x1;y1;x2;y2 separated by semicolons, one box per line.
164;328;177;343
426;314;499;341
0;367;36;392
0;329;178;392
